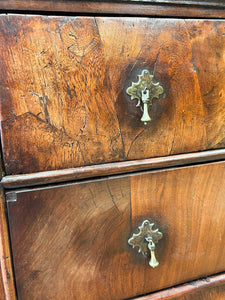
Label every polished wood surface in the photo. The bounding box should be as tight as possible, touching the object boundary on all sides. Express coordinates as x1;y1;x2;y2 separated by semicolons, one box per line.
138;273;225;300
122;0;225;4
7;162;225;299
2;0;225;8
1;16;225;175
1;1;225;18
2;149;225;189
0;187;16;300
0;272;4;300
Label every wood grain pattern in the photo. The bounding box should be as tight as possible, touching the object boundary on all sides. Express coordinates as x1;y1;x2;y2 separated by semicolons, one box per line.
0;155;2;182
2;0;225;9
138;273;225;300
1;1;225;18
1;16;225;175
121;0;225;5
0;271;5;300
0;186;16;300
2;149;225;189
6;162;225;299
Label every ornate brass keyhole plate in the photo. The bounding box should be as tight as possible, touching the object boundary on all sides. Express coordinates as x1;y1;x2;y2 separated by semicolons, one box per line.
128;220;163;268
126;70;164;125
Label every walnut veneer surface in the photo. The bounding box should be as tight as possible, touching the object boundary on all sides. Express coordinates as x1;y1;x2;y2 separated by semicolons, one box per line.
1;16;225;175
0;187;16;300
0;1;225;300
1;1;225;18
6;162;225;299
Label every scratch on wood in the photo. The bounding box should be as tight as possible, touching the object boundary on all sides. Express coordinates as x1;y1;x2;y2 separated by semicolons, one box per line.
126;125;149;158
106;182;120;214
88;187;97;208
153;40;165;76
29;91;51;124
203;86;215;97
80;111;87;134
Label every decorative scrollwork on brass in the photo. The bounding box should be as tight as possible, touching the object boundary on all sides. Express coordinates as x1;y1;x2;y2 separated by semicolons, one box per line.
126;70;164;125
128;220;163;268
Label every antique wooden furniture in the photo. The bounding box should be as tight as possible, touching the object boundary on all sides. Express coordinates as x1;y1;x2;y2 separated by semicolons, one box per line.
0;1;225;299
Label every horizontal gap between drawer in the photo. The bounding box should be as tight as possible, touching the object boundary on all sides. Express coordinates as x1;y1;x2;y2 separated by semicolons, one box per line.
2;149;225;190
4;159;225;199
129;271;225;300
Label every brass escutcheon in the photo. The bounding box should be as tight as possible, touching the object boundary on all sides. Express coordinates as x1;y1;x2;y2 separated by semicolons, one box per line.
126;70;164;125
128;220;163;268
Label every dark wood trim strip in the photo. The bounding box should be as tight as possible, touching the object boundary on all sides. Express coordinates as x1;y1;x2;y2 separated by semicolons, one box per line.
120;0;225;7
0;186;16;299
1;1;225;18
1;149;225;189
136;273;225;299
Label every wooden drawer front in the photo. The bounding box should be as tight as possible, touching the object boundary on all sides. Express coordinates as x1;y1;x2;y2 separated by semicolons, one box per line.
7;162;225;299
1;16;225;175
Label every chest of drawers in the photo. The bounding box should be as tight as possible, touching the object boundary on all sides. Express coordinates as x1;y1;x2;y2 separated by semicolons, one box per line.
0;1;225;299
